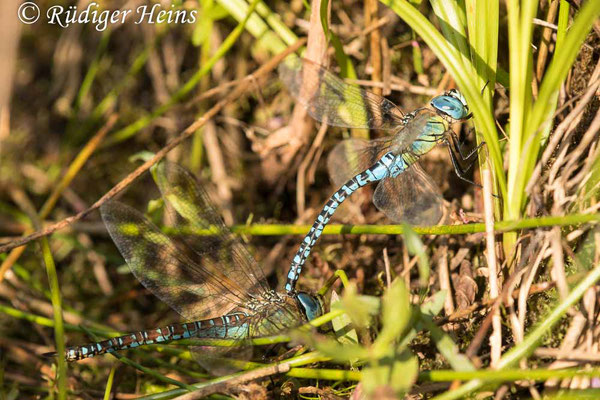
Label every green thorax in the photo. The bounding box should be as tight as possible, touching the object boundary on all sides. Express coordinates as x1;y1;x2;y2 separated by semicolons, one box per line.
390;109;449;166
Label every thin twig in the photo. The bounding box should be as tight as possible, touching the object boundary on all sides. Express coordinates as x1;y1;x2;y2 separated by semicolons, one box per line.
364;0;382;97
436;241;454;315
383;247;392;288
0;114;117;282
346;78;438;96
296;117;328;216
483;168;501;367
0;39;306;255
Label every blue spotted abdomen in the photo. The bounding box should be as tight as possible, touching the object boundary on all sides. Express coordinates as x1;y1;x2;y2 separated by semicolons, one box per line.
64;313;249;362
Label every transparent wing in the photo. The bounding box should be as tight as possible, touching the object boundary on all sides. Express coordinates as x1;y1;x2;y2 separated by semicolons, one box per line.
153;162;270;297
326;112;438;186
100;201;257;321
279;57;405;130
326;138;394;188
373;164;444;225
100;164;269;321
327;138;444;225
193;299;307;374
191;344;253;375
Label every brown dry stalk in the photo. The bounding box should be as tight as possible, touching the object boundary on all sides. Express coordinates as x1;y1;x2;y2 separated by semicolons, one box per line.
365;0;382;97
535;0;559;81
0;39;307;256
296;117;328;216
483;167;501;366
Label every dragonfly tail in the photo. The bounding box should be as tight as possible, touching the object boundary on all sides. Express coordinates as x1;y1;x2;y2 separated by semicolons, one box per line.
61;315;250;362
285;152;397;292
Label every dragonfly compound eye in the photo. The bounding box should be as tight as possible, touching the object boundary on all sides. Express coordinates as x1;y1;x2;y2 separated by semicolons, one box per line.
296;292;323;321
430;90;470;121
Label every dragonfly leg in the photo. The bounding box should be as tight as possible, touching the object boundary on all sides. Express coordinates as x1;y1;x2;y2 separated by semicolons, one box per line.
445;132;485;187
447;147;482;188
449;131;485;164
446;133;501;199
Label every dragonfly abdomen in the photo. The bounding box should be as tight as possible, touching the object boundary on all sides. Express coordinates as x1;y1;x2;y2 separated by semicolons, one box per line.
63;313;250;362
285;152;396;292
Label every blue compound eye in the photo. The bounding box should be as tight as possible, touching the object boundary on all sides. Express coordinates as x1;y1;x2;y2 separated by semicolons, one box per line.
430;89;470;120
297;292;323;321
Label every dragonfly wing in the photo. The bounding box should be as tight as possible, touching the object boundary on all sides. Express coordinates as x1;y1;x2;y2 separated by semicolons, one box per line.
100;201;255;321
153;162;270;297
327;137;394;188
279;57;404;130
191;344;253;375
326;112;435;186
372;163;445;225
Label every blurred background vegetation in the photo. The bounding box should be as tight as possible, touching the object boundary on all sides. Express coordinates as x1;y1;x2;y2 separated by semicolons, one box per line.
0;0;599;399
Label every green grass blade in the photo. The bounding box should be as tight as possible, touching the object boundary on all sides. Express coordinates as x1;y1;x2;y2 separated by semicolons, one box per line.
217;0;293;52
380;0;506;199
102;366;117;400
158;212;600;236
432;262;600;399
421;368;600;383
108;0;264;144
40;238;66;400
513;0;600;214
429;0;469;71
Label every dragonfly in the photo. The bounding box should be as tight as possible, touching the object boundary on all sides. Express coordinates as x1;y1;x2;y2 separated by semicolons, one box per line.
47;161;323;365
279;57;482;292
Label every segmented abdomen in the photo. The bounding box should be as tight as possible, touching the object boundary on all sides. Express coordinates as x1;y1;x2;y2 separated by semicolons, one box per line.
285;151;399;292
65;313;249;362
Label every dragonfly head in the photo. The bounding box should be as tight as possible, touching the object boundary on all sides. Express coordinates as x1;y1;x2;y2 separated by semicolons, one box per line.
430;89;471;121
296;292;323;321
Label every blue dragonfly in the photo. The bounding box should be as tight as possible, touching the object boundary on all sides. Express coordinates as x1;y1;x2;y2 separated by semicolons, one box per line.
279;57;482;292
47;162;323;367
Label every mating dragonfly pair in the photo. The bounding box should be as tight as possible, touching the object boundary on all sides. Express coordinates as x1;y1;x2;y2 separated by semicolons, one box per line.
51;57;476;365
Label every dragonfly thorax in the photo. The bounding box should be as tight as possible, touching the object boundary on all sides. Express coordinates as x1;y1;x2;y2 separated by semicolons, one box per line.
245;290;285;312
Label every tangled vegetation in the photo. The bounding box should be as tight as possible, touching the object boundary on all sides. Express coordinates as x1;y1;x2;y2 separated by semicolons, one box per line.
0;0;599;399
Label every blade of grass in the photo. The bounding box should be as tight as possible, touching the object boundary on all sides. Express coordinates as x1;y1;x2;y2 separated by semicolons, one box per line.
216;0;294;52
431;262;600;400
421;368;600;382
84;34;158;130
107;0;263;145
71;30;111;121
429;0;469;71
379;0;506;200
320;0;357;79
1;210;599;256
102;365;117;400
39;237;66;400
108;351;196;391
511;0;600;218
420;315;475;372
160;211;600;236
134;351;331;400
465;0;500;217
